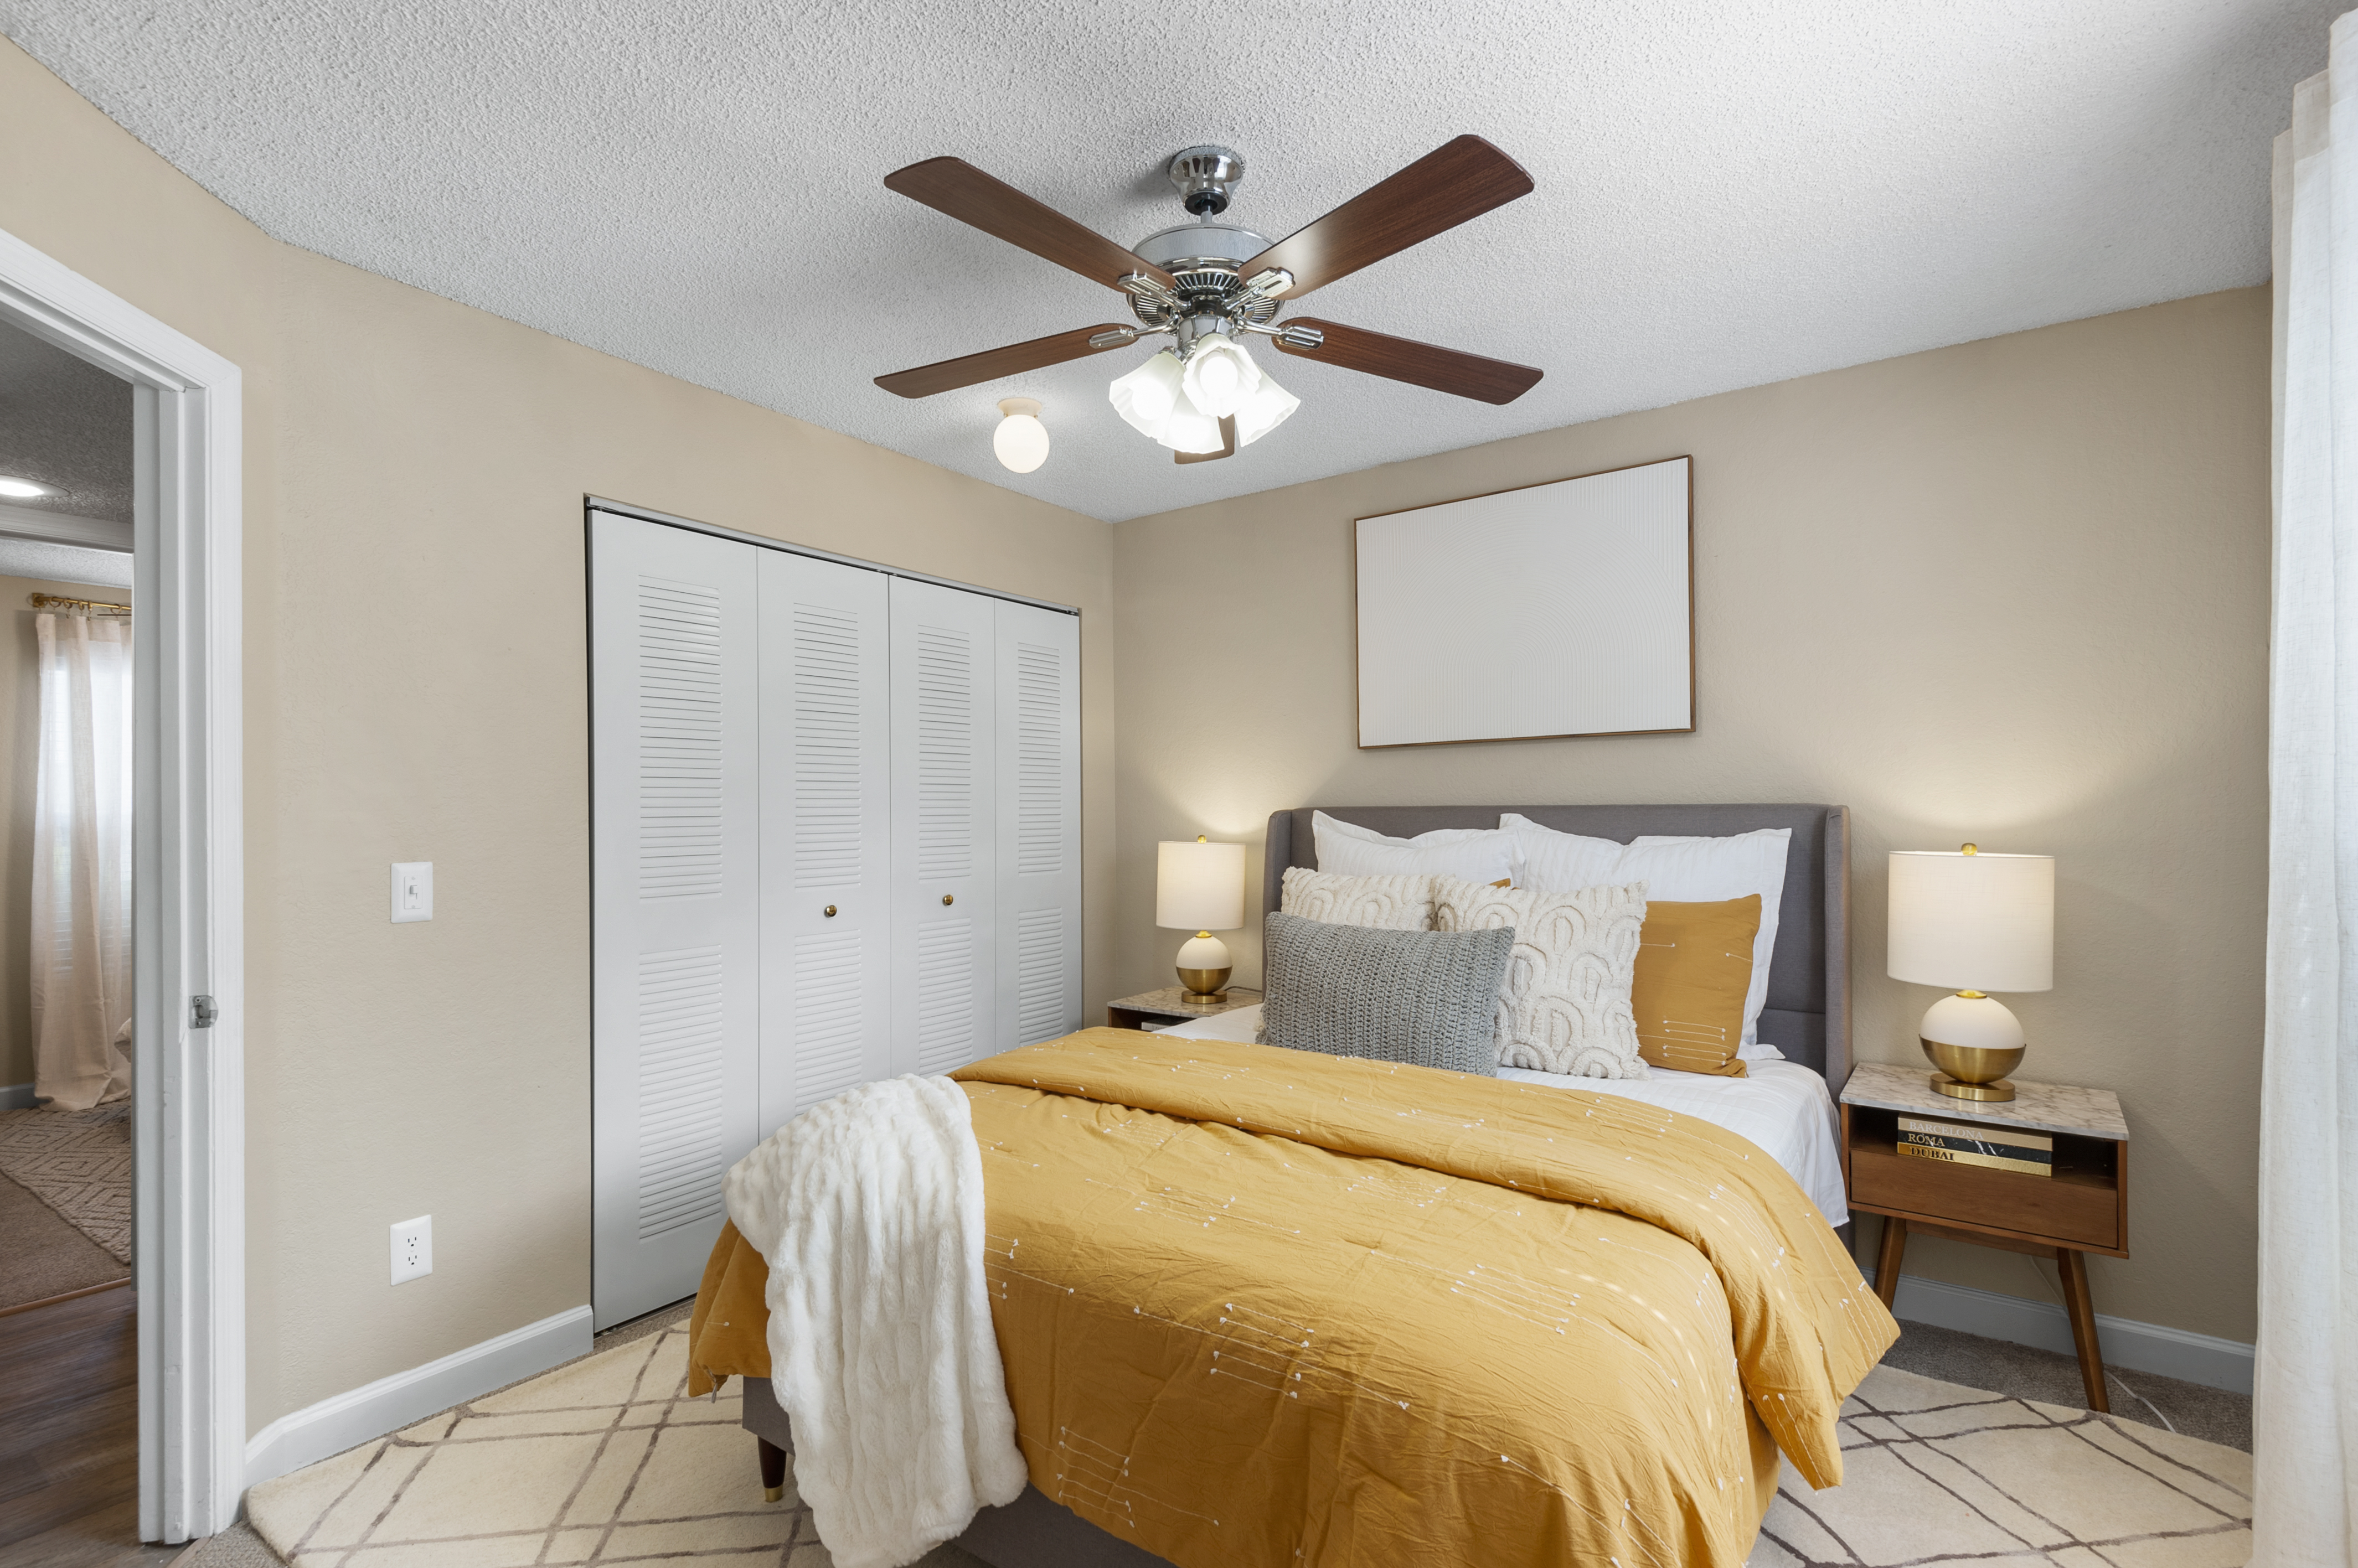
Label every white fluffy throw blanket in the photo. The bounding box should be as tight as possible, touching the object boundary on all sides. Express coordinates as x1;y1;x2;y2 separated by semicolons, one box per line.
723;1074;1026;1568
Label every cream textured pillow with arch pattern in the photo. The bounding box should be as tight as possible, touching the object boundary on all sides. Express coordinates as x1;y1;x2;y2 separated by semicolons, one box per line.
1433;875;1650;1078
1281;867;1436;930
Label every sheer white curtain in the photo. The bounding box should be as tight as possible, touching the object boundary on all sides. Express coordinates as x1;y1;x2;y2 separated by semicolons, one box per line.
2261;28;2358;1567
29;609;132;1111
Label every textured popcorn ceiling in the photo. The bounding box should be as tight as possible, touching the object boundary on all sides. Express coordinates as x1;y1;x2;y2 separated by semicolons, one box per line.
0;2;2326;521
0;315;131;525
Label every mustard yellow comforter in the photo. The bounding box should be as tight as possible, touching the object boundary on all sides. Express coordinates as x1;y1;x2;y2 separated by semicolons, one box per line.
689;1029;1895;1567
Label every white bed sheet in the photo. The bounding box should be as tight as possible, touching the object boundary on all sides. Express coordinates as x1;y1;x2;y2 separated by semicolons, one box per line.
1146;1003;1847;1226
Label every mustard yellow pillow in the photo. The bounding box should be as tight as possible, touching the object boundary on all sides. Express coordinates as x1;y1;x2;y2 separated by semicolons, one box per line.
1631;895;1762;1078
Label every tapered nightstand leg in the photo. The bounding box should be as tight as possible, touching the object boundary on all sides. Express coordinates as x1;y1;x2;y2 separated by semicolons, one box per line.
1874;1217;1908;1307
2057;1248;2109;1412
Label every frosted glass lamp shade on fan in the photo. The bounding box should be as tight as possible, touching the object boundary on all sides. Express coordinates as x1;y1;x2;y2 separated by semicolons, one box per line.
1157;837;1246;1000
1888;846;2055;1101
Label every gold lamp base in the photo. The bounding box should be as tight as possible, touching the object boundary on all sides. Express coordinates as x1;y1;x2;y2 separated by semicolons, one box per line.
1921;1037;2026;1103
1175;966;1231;1003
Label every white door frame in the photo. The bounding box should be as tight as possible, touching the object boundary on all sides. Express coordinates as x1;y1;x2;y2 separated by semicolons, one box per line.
0;225;245;1542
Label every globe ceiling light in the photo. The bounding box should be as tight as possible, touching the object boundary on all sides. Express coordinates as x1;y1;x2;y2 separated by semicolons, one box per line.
1108;351;1185;441
1234;369;1301;447
1178;334;1261;419
993;397;1050;473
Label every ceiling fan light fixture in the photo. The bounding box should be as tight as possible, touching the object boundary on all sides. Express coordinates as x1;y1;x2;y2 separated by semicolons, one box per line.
1159;386;1227;454
1234;370;1301;447
993;397;1050;473
1179;335;1261;420
1108;350;1185;439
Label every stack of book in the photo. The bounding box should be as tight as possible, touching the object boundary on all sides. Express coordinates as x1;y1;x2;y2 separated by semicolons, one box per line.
1895;1114;2052;1177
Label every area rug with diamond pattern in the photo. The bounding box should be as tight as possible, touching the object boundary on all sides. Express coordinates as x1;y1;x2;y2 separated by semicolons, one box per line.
0;1099;131;1263
244;1323;2249;1568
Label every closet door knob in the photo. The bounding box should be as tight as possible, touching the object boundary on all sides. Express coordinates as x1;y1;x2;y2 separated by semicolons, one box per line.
942;894;954;905
823;905;837;918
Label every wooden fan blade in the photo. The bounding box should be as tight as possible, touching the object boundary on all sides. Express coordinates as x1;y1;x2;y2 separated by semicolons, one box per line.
885;157;1178;292
1174;416;1237;463
1271;319;1542;405
1243;136;1533;298
874;324;1139;400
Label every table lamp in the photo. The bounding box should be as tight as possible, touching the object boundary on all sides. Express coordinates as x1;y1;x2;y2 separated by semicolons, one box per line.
1887;843;2054;1101
1157;835;1246;1001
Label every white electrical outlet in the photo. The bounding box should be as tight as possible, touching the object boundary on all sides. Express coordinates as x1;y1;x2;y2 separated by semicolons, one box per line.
390;1214;432;1284
391;861;434;923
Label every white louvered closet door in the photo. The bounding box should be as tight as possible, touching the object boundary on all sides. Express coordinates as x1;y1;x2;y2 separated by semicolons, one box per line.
590;511;760;1329
756;550;891;1136
888;577;998;1077
994;601;1082;1048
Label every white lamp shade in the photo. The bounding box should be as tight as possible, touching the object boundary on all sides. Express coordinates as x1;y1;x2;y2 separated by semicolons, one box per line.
1108;352;1184;438
1888;849;2054;992
992;412;1049;473
1158;386;1226;453
1157;839;1245;931
1179;336;1262;418
1234;369;1300;446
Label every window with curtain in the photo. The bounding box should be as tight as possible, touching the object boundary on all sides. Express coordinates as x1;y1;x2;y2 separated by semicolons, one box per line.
29;608;132;1112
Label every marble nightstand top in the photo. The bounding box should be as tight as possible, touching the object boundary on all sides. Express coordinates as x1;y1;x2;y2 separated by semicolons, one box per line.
1109;986;1263;1017
1840;1060;2128;1141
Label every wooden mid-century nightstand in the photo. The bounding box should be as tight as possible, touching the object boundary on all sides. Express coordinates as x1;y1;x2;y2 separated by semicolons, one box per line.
1840;1061;2129;1411
1106;986;1263;1032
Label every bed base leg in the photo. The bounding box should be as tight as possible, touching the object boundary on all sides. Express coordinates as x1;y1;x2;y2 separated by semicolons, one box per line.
758;1436;787;1503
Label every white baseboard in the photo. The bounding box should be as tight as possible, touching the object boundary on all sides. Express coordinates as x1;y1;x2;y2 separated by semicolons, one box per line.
244;1305;594;1491
1892;1272;2253;1395
0;1082;33;1110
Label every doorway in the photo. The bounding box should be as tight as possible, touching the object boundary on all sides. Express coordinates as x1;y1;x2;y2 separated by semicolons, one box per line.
0;226;245;1549
0;311;145;1558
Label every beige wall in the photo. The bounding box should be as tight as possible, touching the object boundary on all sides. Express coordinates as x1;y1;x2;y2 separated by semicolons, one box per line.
1;39;1117;1431
1114;288;2270;1344
0;575;135;1093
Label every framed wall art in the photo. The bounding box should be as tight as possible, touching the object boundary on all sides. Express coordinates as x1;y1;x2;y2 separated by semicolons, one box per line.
1354;455;1694;748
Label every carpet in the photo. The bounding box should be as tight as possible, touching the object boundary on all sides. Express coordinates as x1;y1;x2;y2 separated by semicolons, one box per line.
244;1324;2251;1568
0;1100;133;1262
0;1167;127;1311
1879;1316;2252;1453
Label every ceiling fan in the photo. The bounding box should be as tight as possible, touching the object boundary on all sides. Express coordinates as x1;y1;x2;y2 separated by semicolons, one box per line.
873;137;1544;464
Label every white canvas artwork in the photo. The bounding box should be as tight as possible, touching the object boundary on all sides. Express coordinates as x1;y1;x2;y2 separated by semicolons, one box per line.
1355;456;1693;747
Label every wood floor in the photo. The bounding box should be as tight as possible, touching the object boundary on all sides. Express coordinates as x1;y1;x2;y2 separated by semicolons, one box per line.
0;1285;180;1567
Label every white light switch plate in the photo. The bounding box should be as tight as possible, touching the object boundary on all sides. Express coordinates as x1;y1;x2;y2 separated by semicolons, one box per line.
390;1214;432;1284
391;861;433;923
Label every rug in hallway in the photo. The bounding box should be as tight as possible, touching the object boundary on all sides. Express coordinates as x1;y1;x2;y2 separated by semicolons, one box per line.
0;1099;131;1262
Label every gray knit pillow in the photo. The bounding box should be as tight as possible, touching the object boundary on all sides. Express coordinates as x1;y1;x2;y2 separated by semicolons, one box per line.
1260;910;1514;1075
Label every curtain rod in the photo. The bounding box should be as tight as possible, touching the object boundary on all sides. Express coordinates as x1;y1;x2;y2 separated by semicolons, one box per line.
29;593;131;616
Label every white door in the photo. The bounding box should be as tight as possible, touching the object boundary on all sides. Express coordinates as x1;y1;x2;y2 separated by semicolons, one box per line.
889;577;997;1075
994;601;1083;1048
757;550;891;1135
590;511;760;1328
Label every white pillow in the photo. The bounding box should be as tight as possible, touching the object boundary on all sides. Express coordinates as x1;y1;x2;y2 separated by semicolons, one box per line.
1500;817;1792;1048
1280;867;1435;930
1312;810;1516;883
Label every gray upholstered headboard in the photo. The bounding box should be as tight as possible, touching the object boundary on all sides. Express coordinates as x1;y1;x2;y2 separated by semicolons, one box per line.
1264;805;1850;1087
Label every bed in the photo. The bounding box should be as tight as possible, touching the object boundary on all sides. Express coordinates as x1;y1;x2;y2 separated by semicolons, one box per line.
694;803;1881;1568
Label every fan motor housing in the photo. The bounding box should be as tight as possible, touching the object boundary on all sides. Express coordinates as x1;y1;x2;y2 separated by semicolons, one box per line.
1128;222;1282;339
